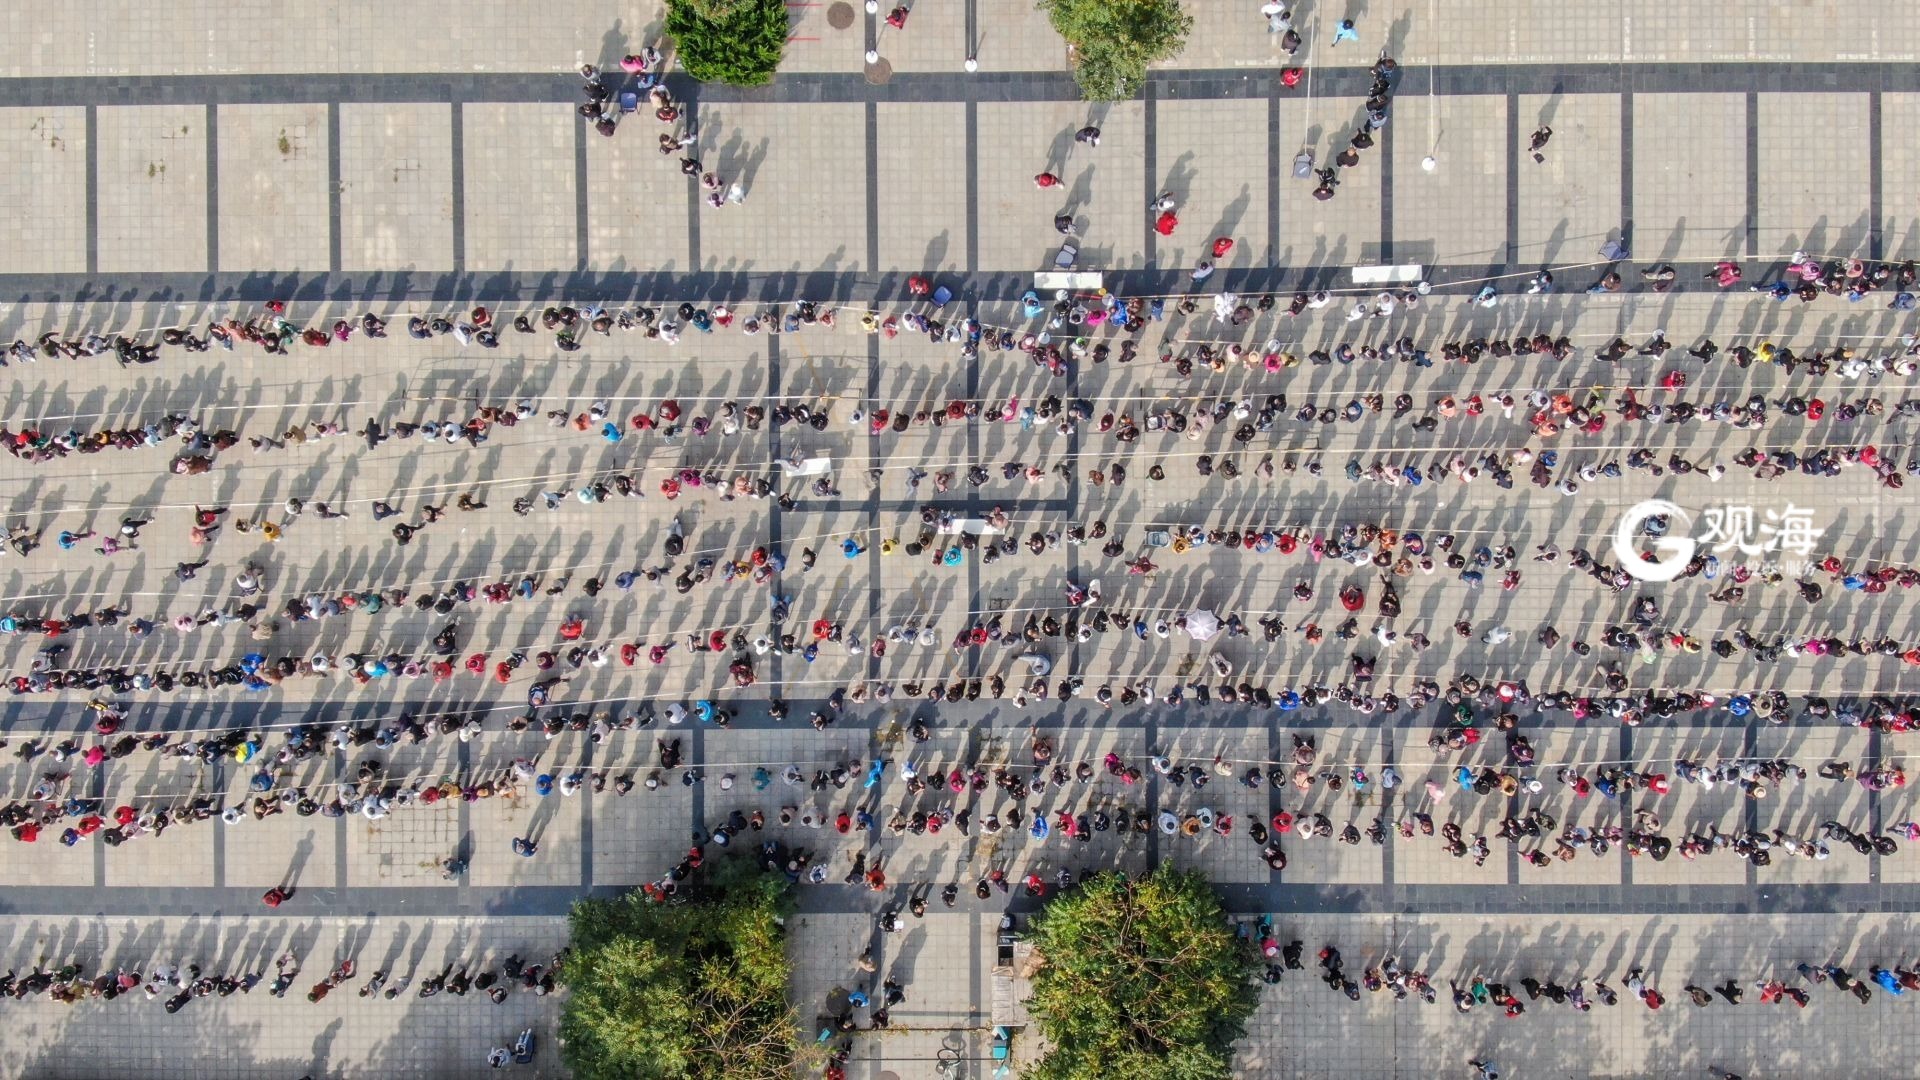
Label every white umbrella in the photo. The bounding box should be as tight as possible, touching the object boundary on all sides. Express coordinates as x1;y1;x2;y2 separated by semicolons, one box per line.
1184;609;1221;642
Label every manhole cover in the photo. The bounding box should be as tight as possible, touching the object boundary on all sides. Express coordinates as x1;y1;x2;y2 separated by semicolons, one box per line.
826;2;855;29
865;57;893;84
877;1073;901;1080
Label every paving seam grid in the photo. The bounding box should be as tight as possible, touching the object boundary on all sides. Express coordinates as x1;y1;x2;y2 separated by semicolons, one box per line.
1504;90;1519;267
204;102;219;274
327;101;343;272
1870;90;1885;261
1744;89;1759;260
574;111;590;272
83;105;97;275
685;99;701;269
1619;90;1633;251
450;99;466;272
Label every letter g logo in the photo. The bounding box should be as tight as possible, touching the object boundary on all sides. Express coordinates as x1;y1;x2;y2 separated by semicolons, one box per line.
1615;500;1696;582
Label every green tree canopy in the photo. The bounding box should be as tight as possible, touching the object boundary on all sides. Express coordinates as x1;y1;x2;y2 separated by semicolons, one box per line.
666;0;789;87
1038;0;1193;101
1025;866;1259;1080
558;861;801;1080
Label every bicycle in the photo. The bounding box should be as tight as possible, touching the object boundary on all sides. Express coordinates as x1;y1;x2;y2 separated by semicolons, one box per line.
935;1046;964;1079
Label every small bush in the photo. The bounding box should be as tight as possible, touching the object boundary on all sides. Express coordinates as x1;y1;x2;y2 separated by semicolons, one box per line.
666;0;789;87
1039;0;1193;101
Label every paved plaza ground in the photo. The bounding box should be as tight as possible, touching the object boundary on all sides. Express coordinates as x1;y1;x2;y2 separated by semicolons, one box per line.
2;1;1920;1078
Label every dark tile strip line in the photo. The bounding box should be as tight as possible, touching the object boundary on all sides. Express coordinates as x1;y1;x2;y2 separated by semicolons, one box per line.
334;804;349;890
1062;336;1082;675
1266;85;1281;267
684;100;701;270
1267;713;1284;889
0;878;1908;919
766;334;785;692
1744;89;1759;260
865;335;883;684
864;101;879;273
1378;112;1393;261
204;102;220;274
1142;84;1157;267
0;256;1869;306
1200;882;1911;918
334;739;350;889
5;64;1920;111
457;736;472;895
966;911;984;1038
208;757;225;888
3;698;1894;740
1618;726;1633;887
1743;718;1759;887
449;100;466;272
1870;91;1885;262
83;105;97;276
964;100;978;272
964;300;983;680
327;102;343;273
1504;90;1519;267
1377;726;1394;886
1869;724;1883;886
688;726;706;836
1505;776;1521;886
578;738;595;887
1619;91;1633;251
90;759;106;887
574;111;590;272
1144;718;1159;866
